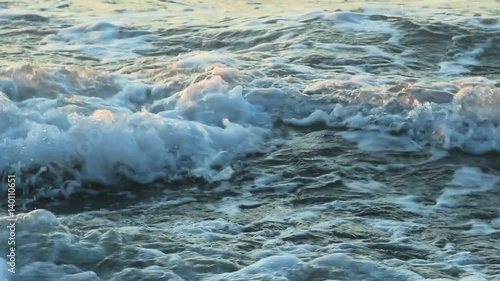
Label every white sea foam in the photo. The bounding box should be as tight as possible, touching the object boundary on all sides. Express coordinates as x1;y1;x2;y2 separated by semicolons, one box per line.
311;253;424;281
0;3;499;281
390;195;432;216
0;63;498;196
325;12;403;44
211;255;308;281
436;167;500;208
339;131;422;152
439;39;494;76
286;77;500;154
172;52;236;69
213;196;260;216
0;66;272;194
6;206;495;281
40;21;157;62
465;220;497;235
369;218;427;238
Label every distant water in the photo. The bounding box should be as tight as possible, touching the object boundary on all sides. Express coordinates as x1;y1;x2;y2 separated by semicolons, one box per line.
0;0;499;280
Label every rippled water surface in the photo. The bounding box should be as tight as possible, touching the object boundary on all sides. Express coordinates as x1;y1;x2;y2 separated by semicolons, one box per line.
0;0;499;280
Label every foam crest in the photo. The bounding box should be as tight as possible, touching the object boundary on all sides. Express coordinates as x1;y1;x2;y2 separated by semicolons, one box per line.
0;65;125;101
436;167;500;208
439;39;494;76
454;84;500;123
211;255;308;281
325;12;403;44
172;52;236;69
2;65;499;197
0;66;271;196
40;21;156;62
285;77;500;154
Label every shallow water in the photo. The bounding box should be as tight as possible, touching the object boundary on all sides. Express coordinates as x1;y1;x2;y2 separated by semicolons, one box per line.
0;0;499;280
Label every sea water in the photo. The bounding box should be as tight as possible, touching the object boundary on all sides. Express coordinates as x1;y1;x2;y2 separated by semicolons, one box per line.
0;0;499;280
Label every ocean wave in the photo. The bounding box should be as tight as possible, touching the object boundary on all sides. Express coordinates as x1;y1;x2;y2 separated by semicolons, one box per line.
0;63;498;198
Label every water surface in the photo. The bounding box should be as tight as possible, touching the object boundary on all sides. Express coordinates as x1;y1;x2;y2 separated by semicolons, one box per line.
0;0;499;280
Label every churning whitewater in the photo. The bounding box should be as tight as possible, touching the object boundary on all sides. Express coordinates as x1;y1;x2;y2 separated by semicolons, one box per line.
0;0;499;281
